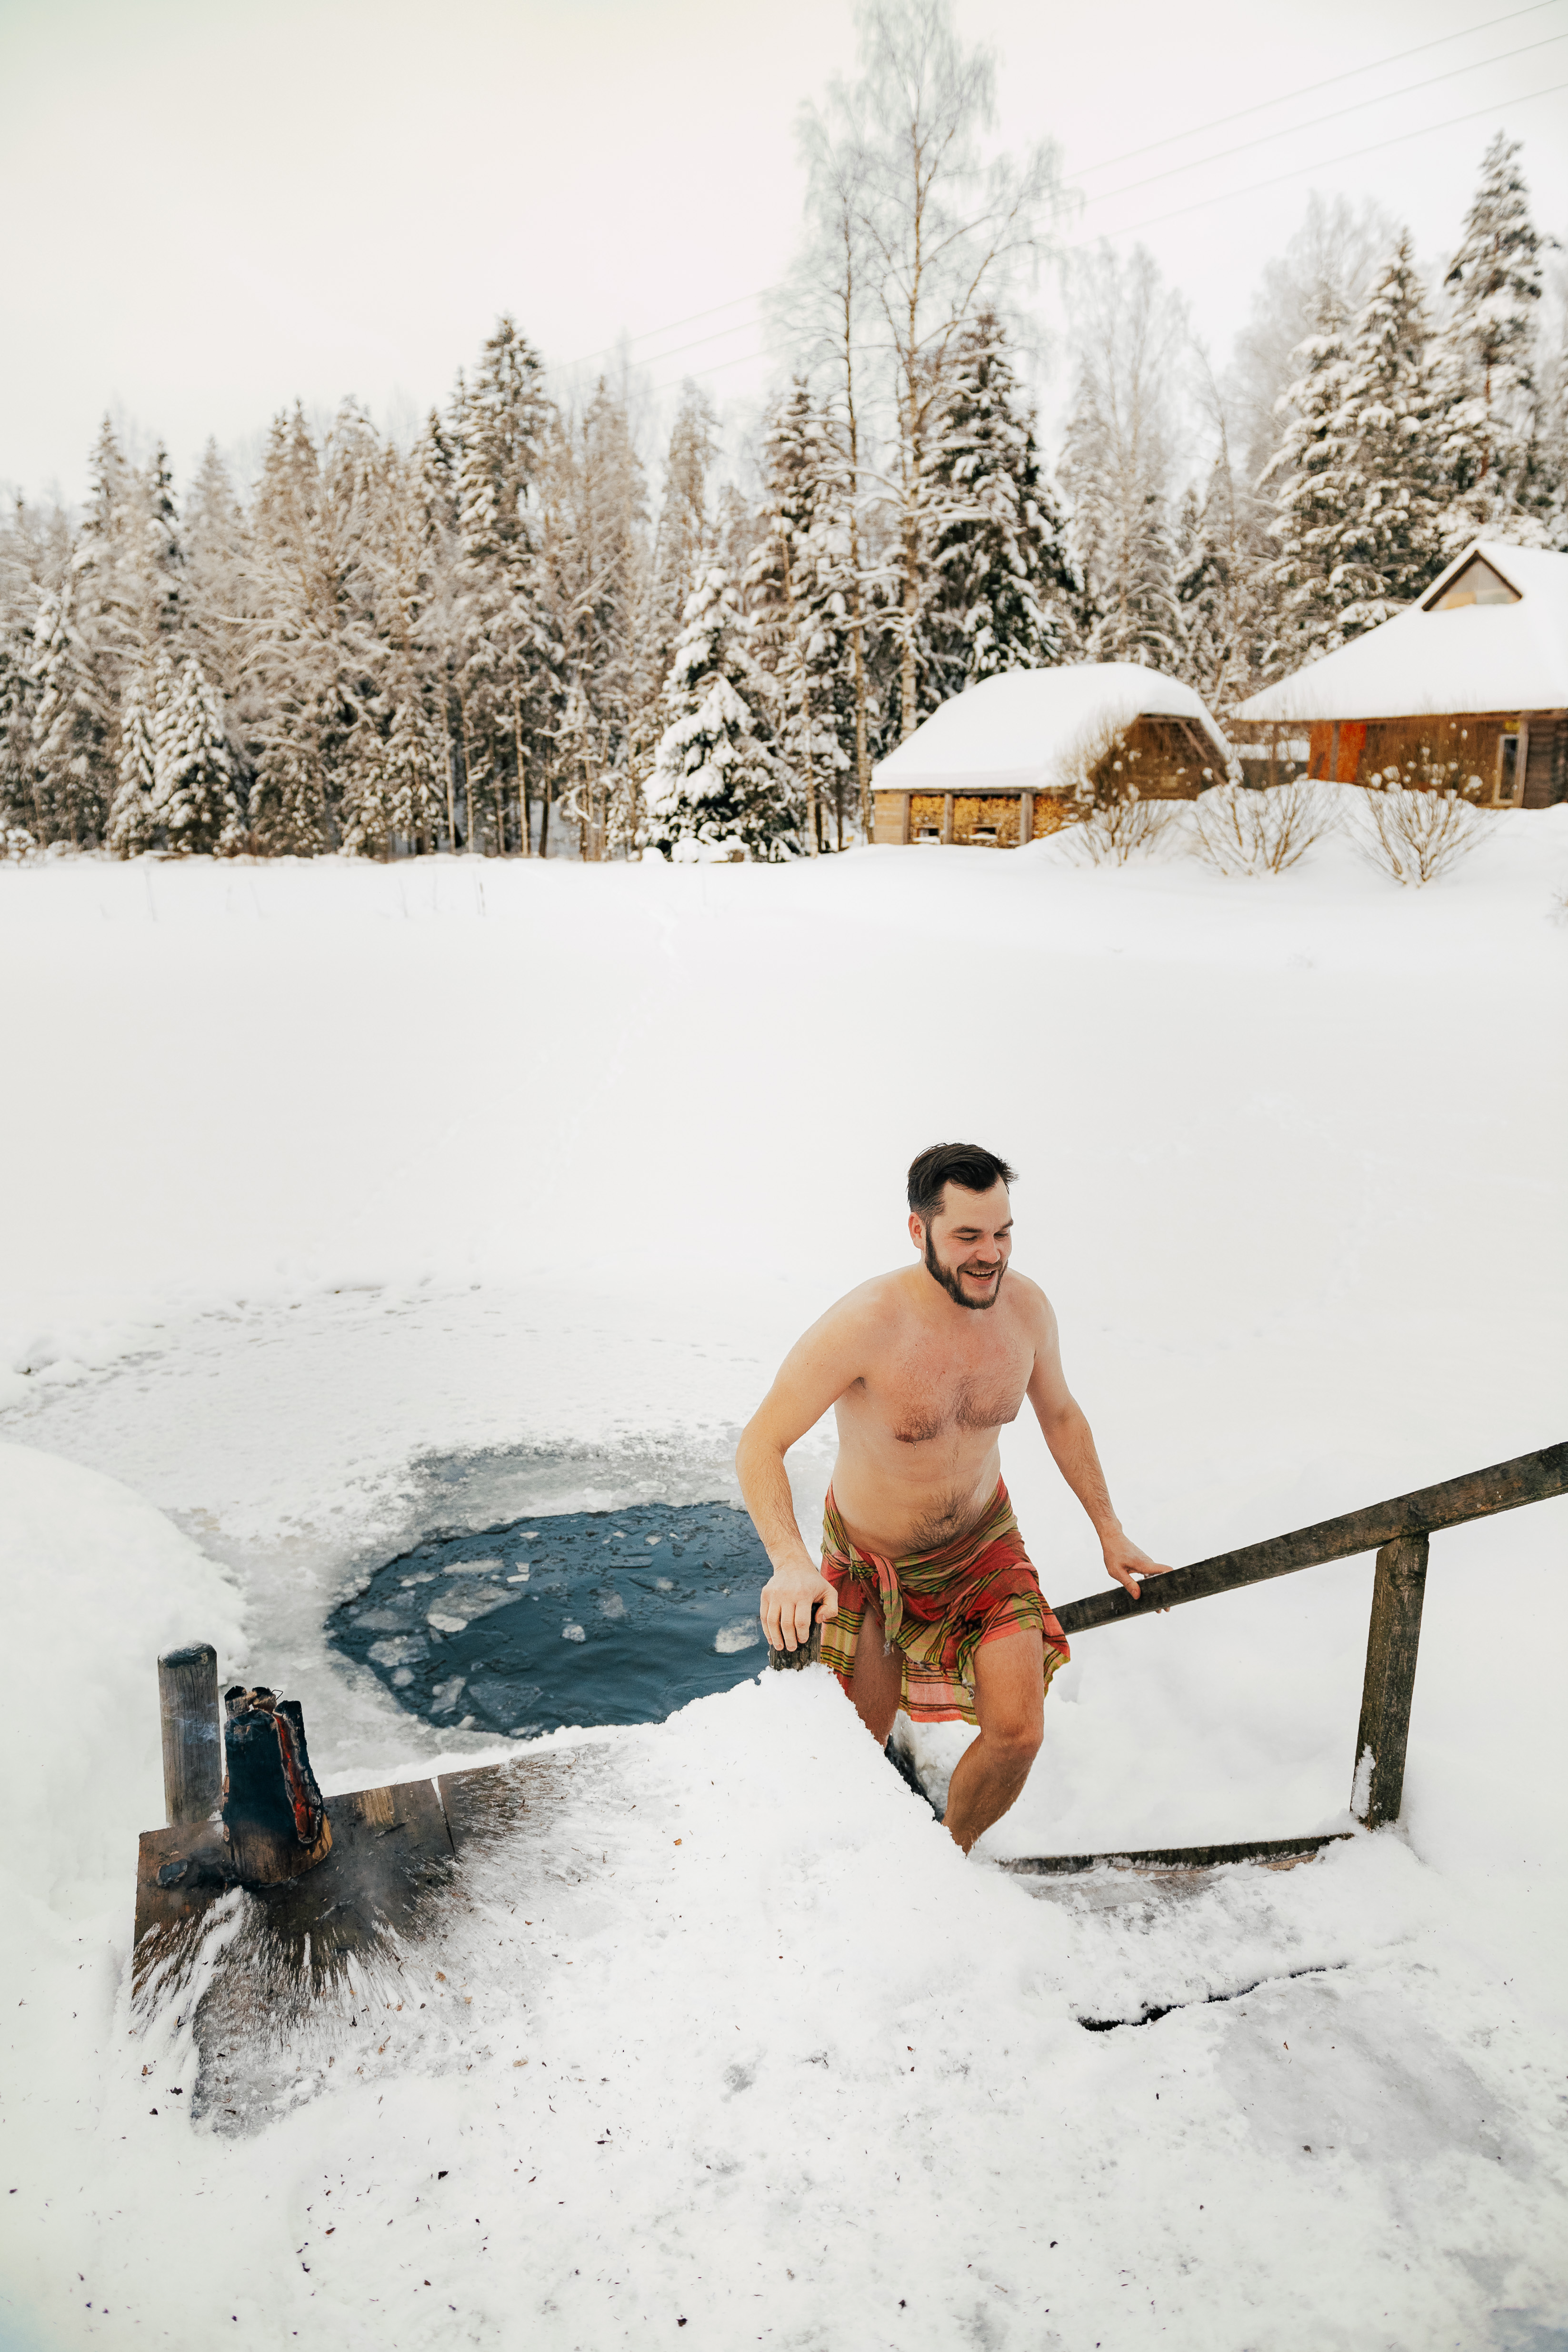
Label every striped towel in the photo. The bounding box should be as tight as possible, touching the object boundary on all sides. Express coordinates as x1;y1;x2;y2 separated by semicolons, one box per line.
818;1478;1069;1724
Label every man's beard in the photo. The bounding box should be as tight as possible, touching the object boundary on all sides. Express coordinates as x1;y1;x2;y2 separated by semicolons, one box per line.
923;1225;1005;1311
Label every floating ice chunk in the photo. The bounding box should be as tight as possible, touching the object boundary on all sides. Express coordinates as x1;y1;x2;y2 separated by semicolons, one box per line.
507;1567;530;1583
357;1608;413;1632
399;1572;436;1586
655;1578;674;1592
390;1667;414;1688
562;1622;586;1643
715;1621;761;1655
446;1556;504;1574
647;1537;661;1546
427;1610;469;1634
599;1592;627;1620
369;1634;428;1666
430;1676;466;1713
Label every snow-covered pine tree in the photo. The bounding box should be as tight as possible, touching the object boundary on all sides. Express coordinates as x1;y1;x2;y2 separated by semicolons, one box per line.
28;580;110;847
1326;233;1448;632
922;310;1071;698
157;658;240;853
1439;134;1550;545
1060;248;1184;668
541;377;650;857
104;654;170;855
1260;288;1353;666
644;568;794;861
747;382;853;852
455;317;557;852
634;387;718;742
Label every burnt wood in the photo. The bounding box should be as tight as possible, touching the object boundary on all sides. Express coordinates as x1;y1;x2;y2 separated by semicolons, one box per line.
221;1687;332;1885
1352;1535;1429;1829
1000;1832;1352;1877
158;1643;223;1826
1052;1442;1567;1636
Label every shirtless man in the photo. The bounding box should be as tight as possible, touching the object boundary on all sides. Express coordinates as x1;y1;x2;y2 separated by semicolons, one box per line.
735;1142;1170;1853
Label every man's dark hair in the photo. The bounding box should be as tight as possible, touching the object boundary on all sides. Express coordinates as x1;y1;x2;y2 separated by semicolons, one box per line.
907;1143;1018;1225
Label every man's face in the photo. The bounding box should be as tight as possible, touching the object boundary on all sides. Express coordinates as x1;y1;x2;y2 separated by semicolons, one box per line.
909;1181;1013;1311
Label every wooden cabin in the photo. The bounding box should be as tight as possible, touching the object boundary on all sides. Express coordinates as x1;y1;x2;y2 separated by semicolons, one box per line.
871;664;1233;847
1235;542;1568;809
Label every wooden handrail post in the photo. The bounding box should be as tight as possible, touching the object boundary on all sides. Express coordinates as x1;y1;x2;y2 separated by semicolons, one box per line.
1352;1534;1428;1829
158;1643;223;1826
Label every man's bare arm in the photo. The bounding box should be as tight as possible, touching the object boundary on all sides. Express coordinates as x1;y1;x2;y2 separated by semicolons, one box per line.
1023;1288;1172;1602
736;1300;871;1652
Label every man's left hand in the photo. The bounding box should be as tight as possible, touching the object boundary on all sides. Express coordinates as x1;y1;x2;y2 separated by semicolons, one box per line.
1102;1532;1174;1612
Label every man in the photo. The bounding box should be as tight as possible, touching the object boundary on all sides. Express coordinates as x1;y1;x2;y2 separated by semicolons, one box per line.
736;1142;1170;1853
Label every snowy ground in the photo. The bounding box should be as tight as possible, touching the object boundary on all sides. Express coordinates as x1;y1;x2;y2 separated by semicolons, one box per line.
1;812;1567;2350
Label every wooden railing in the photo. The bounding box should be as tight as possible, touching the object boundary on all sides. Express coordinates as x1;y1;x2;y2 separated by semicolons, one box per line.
1002;1441;1567;1872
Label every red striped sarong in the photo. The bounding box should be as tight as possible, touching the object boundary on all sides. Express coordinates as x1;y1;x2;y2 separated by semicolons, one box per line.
817;1478;1069;1724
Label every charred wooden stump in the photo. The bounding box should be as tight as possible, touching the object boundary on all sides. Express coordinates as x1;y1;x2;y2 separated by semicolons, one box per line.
221;1686;333;1886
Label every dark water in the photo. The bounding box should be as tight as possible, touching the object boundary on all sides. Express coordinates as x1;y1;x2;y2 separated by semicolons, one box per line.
328;1500;774;1736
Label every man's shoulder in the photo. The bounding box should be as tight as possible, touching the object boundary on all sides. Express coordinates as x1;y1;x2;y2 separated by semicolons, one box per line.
821;1265;917;1331
1004;1268;1056;1332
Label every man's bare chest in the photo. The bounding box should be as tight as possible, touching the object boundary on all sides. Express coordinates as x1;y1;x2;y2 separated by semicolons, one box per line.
856;1331;1034;1448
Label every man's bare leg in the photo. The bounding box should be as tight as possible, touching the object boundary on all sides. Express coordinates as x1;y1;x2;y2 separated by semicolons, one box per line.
849;1604;903;1746
942;1628;1045;1854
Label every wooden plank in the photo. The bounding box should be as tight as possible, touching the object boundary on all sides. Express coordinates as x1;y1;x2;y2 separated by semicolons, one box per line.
1053;1441;1568;1636
437;1752;582;1859
133;1774;456;1999
1352;1535;1428;1828
158;1643;222;1826
999;1832;1351;1877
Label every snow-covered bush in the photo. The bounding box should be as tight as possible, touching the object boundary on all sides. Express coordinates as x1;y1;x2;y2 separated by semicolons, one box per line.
1190;779;1336;877
0;824;38;860
1351;758;1483;886
1055;717;1181;867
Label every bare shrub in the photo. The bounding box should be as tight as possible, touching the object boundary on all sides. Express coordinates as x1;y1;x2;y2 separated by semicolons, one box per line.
1350;752;1483;887
1055;718;1182;867
1189;779;1336;876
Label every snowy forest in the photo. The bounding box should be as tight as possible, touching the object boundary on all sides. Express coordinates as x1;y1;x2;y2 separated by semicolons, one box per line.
3;4;1566;863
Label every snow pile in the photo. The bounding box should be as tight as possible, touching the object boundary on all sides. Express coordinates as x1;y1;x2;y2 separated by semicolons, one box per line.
0;832;1566;2347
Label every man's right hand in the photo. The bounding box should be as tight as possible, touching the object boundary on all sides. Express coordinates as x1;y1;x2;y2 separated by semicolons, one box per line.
760;1563;839;1653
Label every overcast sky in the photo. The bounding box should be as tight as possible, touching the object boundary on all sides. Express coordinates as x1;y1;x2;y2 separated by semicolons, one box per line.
3;0;1565;506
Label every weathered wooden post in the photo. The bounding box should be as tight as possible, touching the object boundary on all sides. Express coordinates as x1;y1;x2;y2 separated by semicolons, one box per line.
1351;1533;1429;1829
767;1607;822;1672
221;1686;333;1884
157;1642;223;1826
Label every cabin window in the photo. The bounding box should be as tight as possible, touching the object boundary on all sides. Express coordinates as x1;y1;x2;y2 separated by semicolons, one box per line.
1426;556;1521;611
1493;730;1523;805
972;826;998;846
916;826;941;842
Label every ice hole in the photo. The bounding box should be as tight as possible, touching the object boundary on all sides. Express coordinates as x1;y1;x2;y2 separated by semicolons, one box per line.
329;1500;773;1737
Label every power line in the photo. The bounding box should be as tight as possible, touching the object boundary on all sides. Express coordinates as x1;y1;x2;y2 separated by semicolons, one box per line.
1091;72;1568;241
561;289;767;373
1070;0;1565;177
650;72;1568;395
567;3;1568;391
1080;29;1566;210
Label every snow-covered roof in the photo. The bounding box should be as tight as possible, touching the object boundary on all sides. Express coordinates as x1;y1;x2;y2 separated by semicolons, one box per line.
871;663;1232;794
1236;542;1568;723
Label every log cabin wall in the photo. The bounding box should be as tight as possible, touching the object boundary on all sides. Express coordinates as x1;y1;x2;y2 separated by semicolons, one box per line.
1298;711;1568;807
1118;716;1217;799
